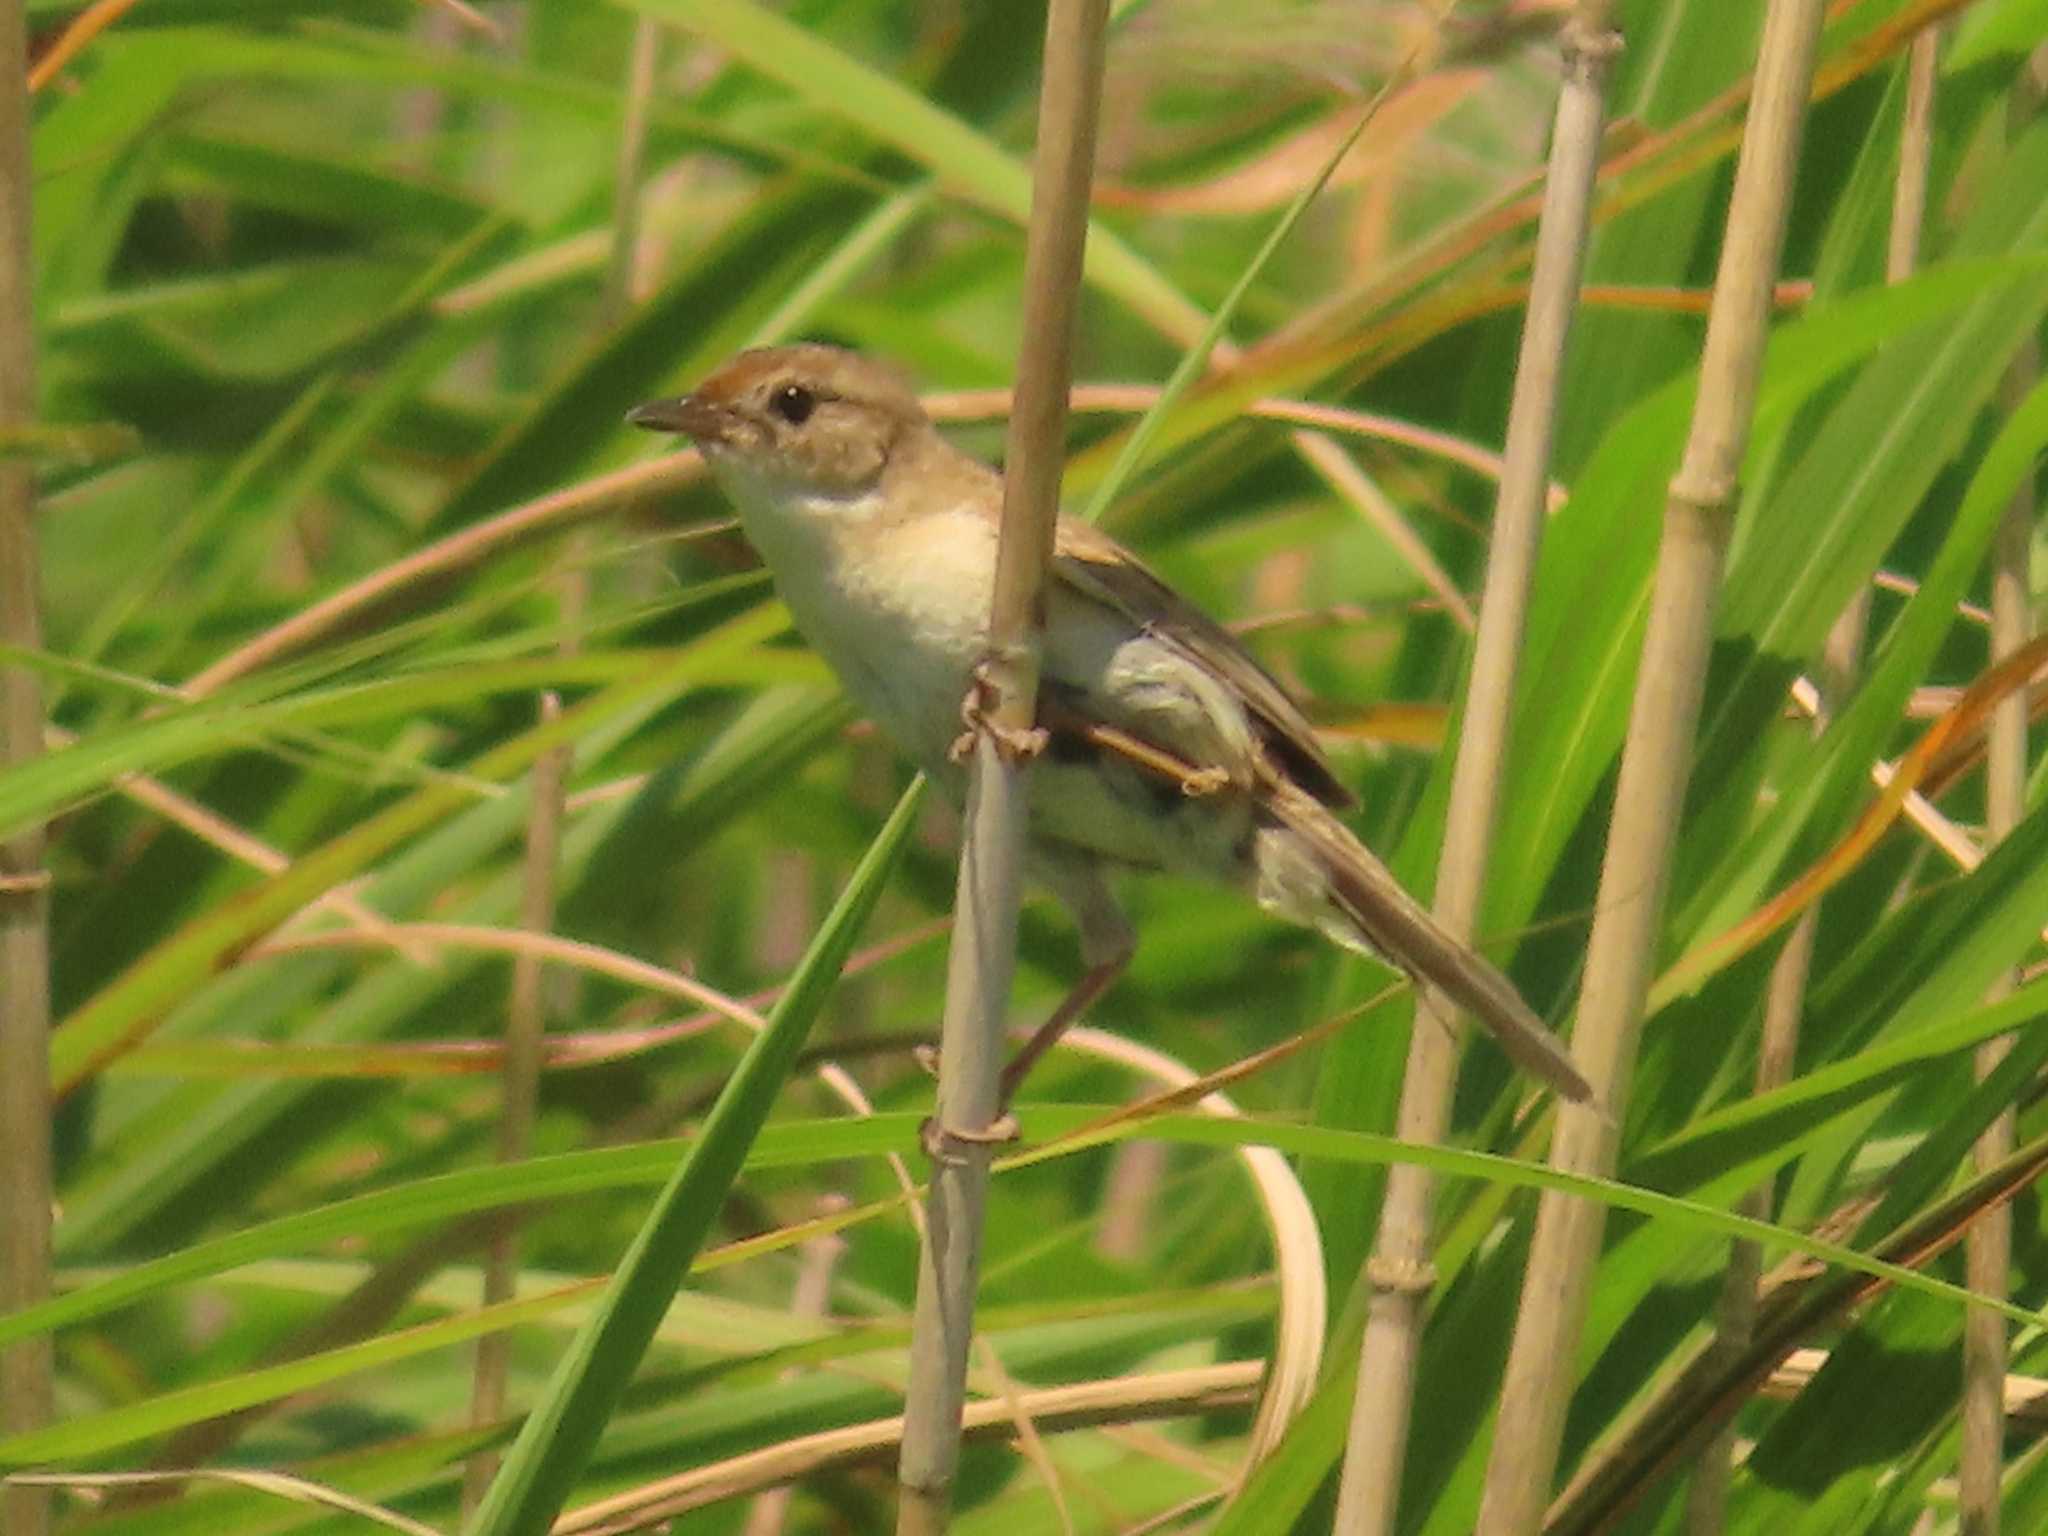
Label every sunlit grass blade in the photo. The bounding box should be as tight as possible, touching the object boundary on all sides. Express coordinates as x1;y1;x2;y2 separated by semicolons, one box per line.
47;607;790;1095
462;777;927;1536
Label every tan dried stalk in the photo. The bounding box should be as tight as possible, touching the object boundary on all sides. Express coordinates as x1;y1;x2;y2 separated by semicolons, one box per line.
560;1362;1262;1536
0;3;52;1532
1684;27;1941;1534
462;698;571;1514
741;1209;849;1536
1474;3;1828;1529
466;28;665;1498
1961;50;2048;1532
1330;8;1620;1534
1963;330;2038;1536
894;5;1108;1530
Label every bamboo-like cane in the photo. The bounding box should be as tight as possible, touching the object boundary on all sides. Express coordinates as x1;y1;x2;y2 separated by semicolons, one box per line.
0;2;52;1533
1330;9;1619;1533
1473;4;1829;1530
1960;49;2048;1534
1962;298;2038;1536
1682;29;1942;1534
894;5;1109;1532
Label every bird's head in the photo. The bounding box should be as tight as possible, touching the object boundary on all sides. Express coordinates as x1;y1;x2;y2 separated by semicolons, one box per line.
628;344;931;503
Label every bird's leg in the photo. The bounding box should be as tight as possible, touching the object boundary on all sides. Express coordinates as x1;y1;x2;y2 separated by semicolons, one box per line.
1035;691;1237;798
1075;720;1233;797
997;942;1131;1111
996;870;1136;1113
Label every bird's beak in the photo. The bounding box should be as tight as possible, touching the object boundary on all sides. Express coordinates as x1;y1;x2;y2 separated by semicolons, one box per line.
626;394;732;443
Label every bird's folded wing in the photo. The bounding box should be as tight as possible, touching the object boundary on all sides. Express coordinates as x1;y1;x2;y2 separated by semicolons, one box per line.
1049;516;1356;810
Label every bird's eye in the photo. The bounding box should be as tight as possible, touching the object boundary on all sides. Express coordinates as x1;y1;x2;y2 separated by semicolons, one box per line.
770;383;816;426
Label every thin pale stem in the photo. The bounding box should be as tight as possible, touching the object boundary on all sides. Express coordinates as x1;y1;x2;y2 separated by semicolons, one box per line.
1687;27;1939;1533
1476;3;1827;1529
0;0;51;1530
459;14;664;1489
1962;44;2046;1536
895;4;1108;1529
462;696;569;1514
1332;8;1619;1534
742;1206;849;1536
1963;338;2036;1536
604;17;662;316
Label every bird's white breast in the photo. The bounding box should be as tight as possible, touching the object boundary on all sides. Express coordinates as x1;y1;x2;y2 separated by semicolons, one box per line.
726;475;999;771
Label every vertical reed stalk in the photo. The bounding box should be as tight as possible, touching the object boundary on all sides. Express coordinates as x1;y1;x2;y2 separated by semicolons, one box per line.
461;699;570;1513
1475;4;1827;1529
1684;29;1939;1534
464;21;658;1509
743;1208;848;1536
0;4;51;1533
1961;53;2048;1532
1330;9;1620;1532
895;4;1108;1531
1962;325;2037;1536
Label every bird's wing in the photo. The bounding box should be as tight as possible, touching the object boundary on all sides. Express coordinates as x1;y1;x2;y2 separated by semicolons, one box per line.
1049;517;1356;810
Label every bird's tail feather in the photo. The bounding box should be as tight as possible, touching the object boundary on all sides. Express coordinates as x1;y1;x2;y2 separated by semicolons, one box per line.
1251;781;1595;1106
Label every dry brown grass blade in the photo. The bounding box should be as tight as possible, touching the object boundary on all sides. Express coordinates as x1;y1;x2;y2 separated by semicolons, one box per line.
1652;630;2048;1009
1577;281;1811;314
1094;73;1488;219
1544;1135;2048;1535
1292;429;1477;631
1916;670;2048;798
418;0;503;43
1054;1023;1337;1464
149;920;944;1079
555;1363;1263;1536
25;0;141;92
182;452;704;698
1251;0;1968;386
6;1468;445;1536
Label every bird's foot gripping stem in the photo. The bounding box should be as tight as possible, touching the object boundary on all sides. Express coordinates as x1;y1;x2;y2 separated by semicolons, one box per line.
948;655;1048;766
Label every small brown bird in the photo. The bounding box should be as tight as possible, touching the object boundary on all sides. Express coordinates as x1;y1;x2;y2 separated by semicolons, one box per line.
629;344;1590;1106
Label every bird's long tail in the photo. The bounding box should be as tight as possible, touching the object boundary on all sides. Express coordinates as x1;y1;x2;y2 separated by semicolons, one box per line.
1251;780;1595;1105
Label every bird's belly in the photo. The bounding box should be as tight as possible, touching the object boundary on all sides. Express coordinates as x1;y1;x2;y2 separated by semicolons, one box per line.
772;512;997;772
1026;753;1254;878
759;507;1255;884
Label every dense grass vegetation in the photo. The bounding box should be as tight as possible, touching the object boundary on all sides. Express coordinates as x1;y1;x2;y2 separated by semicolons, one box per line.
7;1;2048;1532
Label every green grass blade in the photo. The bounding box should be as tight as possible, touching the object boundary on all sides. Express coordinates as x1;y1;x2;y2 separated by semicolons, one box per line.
629;0;1208;349
462;778;927;1536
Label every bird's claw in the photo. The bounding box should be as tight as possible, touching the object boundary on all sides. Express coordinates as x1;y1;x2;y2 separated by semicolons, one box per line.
919;1112;1021;1164
948;662;1048;765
